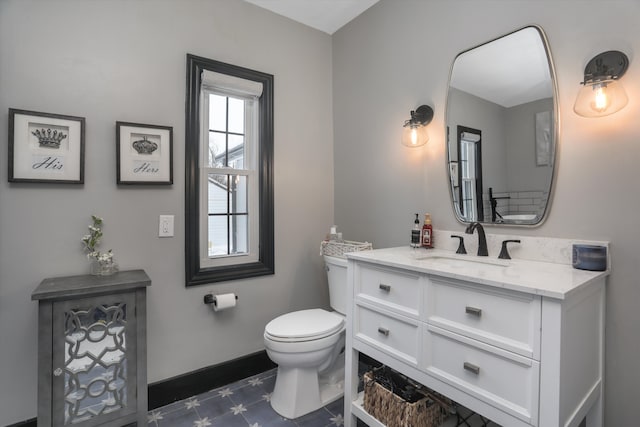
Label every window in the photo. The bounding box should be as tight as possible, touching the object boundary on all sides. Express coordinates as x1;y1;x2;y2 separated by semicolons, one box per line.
460;138;478;220
185;54;274;286
457;126;483;222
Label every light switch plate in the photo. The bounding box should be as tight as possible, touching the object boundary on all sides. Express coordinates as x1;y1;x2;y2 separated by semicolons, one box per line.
159;215;174;237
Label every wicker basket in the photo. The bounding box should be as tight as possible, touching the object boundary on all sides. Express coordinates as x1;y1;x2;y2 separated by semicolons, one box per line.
363;369;450;427
320;240;372;258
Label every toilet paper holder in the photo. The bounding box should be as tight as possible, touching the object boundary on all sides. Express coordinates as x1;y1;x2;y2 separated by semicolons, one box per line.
203;293;238;305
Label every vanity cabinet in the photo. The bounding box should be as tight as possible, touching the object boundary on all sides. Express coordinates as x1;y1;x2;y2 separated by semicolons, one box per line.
344;249;606;427
32;270;151;427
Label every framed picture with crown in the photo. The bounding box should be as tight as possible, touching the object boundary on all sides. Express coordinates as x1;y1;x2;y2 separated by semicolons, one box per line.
116;121;173;185
8;108;85;183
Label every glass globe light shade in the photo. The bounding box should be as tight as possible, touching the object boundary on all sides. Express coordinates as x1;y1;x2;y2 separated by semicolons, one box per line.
401;124;429;147
574;80;628;118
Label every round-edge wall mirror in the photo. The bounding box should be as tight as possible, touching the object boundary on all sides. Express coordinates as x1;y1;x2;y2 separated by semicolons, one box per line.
445;26;558;226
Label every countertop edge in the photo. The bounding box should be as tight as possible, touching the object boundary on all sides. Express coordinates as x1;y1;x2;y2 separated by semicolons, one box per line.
346;247;609;300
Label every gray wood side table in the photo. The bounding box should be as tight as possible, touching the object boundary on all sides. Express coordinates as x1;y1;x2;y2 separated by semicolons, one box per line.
32;270;151;427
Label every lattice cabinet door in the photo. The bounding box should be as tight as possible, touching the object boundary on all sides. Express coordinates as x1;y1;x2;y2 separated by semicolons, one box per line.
52;293;137;425
32;270;150;427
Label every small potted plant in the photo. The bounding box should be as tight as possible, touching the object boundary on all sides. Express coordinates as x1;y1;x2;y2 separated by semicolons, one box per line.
81;215;118;276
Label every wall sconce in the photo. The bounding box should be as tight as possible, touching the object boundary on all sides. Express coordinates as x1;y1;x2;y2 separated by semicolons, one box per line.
574;50;629;118
402;105;434;147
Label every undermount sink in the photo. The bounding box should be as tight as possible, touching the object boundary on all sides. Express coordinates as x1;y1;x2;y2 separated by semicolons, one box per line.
414;252;509;268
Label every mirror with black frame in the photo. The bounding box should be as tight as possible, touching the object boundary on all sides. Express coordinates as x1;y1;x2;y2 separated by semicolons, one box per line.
446;26;558;226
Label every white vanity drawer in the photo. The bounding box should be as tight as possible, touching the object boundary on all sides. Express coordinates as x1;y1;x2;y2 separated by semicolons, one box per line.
356;264;421;317
425;277;541;359
423;325;539;425
355;304;420;365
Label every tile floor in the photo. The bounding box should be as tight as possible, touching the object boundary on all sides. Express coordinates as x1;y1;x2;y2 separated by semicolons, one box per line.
146;368;344;427
146;367;500;427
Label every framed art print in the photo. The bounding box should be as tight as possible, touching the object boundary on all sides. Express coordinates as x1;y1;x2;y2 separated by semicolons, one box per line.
449;161;459;187
8;108;85;183
535;110;552;167
116;121;173;185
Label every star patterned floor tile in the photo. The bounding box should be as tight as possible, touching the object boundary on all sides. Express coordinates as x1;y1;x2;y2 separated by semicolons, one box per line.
147;364;500;427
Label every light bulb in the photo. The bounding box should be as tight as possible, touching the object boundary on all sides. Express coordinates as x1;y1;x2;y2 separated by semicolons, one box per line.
410;128;418;145
592;83;608;113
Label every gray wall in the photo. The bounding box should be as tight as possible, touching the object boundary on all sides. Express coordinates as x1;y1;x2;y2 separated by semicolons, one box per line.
333;1;639;425
504;97;554;192
448;89;553;195
0;0;333;424
447;87;508;193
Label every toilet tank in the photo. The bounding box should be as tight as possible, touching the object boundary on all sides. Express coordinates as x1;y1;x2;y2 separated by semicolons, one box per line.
324;255;348;315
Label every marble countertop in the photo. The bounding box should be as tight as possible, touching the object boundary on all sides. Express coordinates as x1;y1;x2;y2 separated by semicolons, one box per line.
346;246;608;300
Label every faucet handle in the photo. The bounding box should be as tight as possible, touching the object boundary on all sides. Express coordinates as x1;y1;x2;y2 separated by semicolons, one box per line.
450;235;467;254
498;239;521;260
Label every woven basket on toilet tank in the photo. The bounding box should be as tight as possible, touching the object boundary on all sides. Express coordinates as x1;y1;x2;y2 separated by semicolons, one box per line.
320;240;372;258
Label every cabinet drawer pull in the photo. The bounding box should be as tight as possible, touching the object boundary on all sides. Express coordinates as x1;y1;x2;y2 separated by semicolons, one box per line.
465;306;482;317
379;284;391;292
463;362;480;375
377;327;390;336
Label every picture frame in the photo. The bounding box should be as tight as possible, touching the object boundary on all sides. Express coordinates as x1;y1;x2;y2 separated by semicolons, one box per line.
8;108;85;183
535;110;551;167
116;121;173;185
449;161;459;187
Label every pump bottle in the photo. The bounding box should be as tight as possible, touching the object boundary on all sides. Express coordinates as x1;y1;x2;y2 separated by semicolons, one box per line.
411;214;421;248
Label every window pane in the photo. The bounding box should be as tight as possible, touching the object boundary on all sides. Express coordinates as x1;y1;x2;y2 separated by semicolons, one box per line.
208;131;227;167
228;98;245;134
462;180;473;199
229;175;247;213
228;134;244;169
230;215;248;254
209;94;227;131
460;160;470;179
208;215;228;257
461;141;476;178
208;175;228;214
463;200;473;218
207;214;248;257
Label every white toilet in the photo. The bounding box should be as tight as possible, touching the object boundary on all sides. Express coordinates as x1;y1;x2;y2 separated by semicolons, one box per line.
264;255;348;419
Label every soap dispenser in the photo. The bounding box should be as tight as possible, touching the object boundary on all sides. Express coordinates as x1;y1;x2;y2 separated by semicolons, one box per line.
411;214;421;248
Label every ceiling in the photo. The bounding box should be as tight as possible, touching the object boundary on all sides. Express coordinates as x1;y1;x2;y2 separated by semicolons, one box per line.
243;0;380;34
243;3;550;108
449;27;553;108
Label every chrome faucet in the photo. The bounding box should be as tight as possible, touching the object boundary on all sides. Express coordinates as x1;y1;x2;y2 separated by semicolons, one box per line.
465;222;488;256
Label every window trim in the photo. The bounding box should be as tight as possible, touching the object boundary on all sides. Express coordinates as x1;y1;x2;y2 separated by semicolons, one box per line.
185;54;274;286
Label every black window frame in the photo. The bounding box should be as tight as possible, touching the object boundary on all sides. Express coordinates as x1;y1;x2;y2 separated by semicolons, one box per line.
185;54;274;287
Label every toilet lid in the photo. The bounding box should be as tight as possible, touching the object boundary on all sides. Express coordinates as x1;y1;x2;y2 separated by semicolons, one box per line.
265;309;344;340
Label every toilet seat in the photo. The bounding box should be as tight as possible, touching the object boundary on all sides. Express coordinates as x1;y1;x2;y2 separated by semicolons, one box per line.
265;309;344;342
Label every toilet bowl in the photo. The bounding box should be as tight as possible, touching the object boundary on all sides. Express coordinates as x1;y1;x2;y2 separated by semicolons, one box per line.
263;255;348;419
